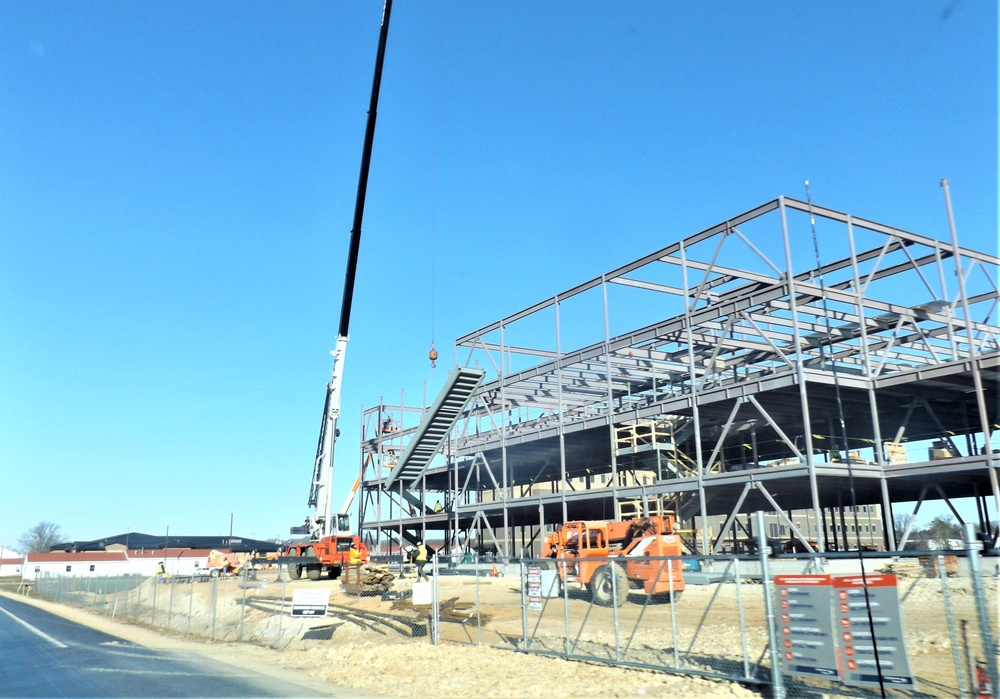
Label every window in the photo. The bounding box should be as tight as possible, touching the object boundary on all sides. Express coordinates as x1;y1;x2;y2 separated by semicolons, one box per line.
89;565;95;572
66;565;72;572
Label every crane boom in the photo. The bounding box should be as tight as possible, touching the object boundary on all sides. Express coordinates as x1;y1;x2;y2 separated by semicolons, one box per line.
296;0;394;541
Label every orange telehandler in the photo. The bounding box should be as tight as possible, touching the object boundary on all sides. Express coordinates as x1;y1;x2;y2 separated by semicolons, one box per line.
540;514;686;606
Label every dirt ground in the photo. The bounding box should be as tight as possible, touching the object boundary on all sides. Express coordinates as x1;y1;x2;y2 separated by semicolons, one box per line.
2;577;765;699
7;563;996;699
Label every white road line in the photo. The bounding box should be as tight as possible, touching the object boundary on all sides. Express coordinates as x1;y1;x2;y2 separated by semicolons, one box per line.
86;668;244;677
0;605;68;648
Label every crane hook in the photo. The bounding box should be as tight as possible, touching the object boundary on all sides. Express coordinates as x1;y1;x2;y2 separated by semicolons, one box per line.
428;343;438;369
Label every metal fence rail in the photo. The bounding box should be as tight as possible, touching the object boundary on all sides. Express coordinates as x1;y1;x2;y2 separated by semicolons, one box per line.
26;528;999;699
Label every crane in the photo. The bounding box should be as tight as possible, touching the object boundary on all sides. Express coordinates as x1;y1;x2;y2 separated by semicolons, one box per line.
293;0;393;541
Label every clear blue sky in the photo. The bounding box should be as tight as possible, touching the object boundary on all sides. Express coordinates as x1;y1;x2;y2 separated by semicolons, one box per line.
1;1;996;547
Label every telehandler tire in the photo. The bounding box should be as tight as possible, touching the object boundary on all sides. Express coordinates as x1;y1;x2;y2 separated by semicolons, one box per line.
651;590;683;604
287;564;301;580
590;563;629;607
305;565;322;581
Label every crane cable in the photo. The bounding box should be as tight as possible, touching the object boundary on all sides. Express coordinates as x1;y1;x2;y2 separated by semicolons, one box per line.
805;181;887;698
428;1;439;370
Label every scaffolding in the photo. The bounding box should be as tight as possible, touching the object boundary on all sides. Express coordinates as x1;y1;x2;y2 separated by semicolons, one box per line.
355;195;1000;560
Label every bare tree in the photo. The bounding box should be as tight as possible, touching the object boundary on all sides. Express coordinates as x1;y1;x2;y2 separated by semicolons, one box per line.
18;522;67;553
892;513;911;540
906;514;966;549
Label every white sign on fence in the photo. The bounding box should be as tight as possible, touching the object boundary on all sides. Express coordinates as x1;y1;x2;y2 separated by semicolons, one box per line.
412;580;433;606
525;566;560;610
290;587;330;617
527;566;542;610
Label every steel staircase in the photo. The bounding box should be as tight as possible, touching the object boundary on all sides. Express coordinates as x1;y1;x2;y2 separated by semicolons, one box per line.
384;367;487;489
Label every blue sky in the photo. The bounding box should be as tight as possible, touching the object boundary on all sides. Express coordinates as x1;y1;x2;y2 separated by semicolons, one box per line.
1;1;996;547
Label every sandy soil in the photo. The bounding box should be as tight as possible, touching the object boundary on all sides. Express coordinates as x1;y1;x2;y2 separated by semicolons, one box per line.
1;581;764;699
6;564;993;699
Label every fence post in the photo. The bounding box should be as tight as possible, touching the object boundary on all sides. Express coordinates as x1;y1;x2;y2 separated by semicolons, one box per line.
734;556;752;680
187;576;194;635
430;556;439;645
965;523;999;696
519;559;527;651
611;555;621;662
168;576;175;630
562;559;571;656
757;511;785;699
474;556;481;646
274;578;286;650
938;553;969;698
210;575;218;641
135;577;142;621
239;565;248;641
668;557;679;668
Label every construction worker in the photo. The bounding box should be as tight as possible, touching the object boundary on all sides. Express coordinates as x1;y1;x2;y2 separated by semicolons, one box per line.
348;542;362;567
434;501;443;513
415;541;428;581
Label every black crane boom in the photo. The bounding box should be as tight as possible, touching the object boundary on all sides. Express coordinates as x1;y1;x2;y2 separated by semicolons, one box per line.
339;0;393;339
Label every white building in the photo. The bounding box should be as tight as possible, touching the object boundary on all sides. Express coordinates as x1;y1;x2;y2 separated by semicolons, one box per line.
23;552;130;581
19;548;223;581
0;557;23;577
122;548;217;577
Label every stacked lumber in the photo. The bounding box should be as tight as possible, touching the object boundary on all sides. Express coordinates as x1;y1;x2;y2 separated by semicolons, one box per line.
918;555;959;577
874;560;926;578
875;557;959;578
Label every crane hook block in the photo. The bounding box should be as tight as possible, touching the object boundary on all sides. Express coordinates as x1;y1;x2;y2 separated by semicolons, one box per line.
428;343;438;369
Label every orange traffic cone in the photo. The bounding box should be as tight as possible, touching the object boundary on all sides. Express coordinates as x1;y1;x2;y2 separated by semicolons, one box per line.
491;563;498;577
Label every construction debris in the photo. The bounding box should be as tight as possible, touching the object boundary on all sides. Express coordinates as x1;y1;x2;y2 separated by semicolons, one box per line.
391;595;493;625
875;555;958;578
341;565;397;595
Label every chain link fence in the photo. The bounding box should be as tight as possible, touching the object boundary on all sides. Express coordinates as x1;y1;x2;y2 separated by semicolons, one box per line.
26;530;999;698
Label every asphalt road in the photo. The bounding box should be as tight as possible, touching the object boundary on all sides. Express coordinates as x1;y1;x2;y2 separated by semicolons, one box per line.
0;595;331;697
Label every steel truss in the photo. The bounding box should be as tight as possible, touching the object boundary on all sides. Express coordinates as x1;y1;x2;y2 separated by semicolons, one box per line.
357;195;1000;559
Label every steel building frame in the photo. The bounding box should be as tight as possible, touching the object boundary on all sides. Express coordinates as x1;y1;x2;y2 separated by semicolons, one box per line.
356;195;1000;558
